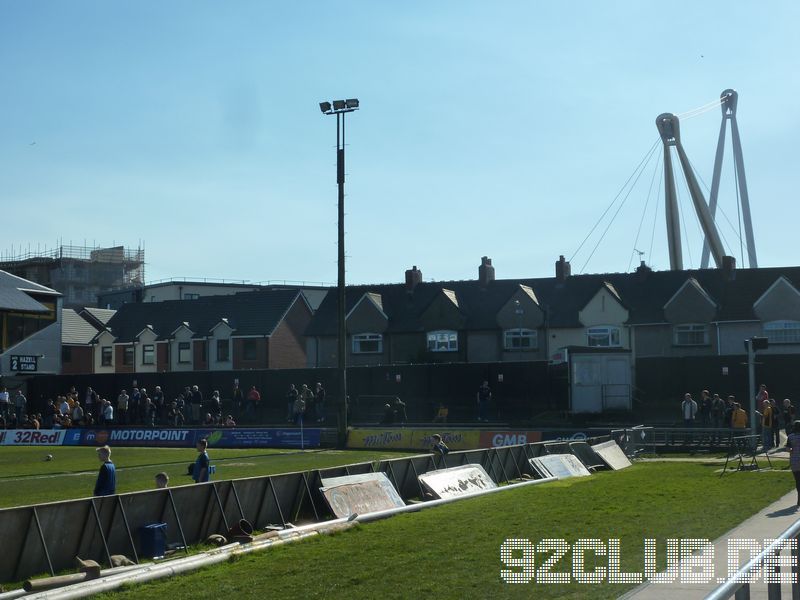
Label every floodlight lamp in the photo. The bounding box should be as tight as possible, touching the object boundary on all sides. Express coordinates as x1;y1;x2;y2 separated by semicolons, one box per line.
319;101;332;114
332;100;346;111
345;98;359;109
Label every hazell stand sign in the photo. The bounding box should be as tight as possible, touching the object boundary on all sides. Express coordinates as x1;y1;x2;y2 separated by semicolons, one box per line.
10;355;37;372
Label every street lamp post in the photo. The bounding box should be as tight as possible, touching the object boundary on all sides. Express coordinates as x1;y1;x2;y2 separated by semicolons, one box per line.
320;99;359;447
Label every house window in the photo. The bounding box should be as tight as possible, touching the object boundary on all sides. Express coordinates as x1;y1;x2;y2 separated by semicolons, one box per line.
673;324;709;346
178;342;191;363
243;339;257;360
427;330;458;352
587;326;621;347
504;329;538;351
101;346;112;366
184;293;200;300
123;346;135;366
353;333;383;354
142;344;155;365
764;320;800;344
217;339;230;362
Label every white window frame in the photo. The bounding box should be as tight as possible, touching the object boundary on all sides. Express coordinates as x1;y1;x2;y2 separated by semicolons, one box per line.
587;326;621;348
504;328;538;351
673;323;709;346
178;342;191;363
427;330;458;352
142;344;155;365
101;346;112;367
764;320;800;344
352;333;383;354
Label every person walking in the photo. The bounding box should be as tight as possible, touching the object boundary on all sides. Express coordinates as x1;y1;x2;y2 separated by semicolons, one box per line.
762;399;774;452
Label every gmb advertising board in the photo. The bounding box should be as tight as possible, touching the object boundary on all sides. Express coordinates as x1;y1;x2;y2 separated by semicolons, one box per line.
1;428;321;448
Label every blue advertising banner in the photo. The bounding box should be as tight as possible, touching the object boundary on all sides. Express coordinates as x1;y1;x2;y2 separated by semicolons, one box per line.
195;428;321;448
58;427;321;448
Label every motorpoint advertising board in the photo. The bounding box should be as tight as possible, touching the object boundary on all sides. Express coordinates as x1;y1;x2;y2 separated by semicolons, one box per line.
3;429;66;446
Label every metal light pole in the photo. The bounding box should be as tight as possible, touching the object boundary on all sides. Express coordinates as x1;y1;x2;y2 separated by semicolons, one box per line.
320;99;359;447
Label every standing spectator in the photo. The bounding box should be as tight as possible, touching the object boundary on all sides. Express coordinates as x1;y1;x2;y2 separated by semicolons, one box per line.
315;383;326;423
286;384;299;423
84;387;98;418
293;389;307;425
681;393;698;427
190;385;203;424
143;396;156;427
699;390;712;427
14;390;27;424
139;388;150;423
168;401;184;427
477;381;492;422
210;391;222;424
762;399;774;451
756;384;769;412
300;384;315;422
129;388;141;424
58;396;70;417
117;390;129;425
772;399;783;448
783;399;796;439
93;446;116;496
152;386;165;423
711;394;726;428
71;400;84;427
785;421;800;506
232;383;244;418
224;414;236;427
103;399;114;425
0;386;9;419
246;386;261;419
731;403;748;429
42;399;56;429
193;438;210;483
725;395;736;428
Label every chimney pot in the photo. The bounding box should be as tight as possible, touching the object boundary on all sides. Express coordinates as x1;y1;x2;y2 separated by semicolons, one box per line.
722;255;736;280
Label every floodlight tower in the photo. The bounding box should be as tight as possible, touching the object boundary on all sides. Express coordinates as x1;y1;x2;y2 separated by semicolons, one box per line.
656;113;727;270
700;89;757;269
319;98;359;446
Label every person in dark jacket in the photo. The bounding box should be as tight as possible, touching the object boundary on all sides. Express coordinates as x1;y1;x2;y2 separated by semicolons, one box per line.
94;445;116;496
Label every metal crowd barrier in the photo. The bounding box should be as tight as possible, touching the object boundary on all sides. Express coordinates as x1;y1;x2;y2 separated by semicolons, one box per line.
705;518;800;600
612;427;741;456
0;435;610;584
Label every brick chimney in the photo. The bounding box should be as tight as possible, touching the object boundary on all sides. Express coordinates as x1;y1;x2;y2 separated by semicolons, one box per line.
478;256;495;287
405;265;422;292
635;260;653;281
722;255;736;280
555;255;571;282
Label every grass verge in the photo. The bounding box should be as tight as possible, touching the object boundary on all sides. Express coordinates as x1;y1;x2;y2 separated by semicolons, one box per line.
93;461;795;600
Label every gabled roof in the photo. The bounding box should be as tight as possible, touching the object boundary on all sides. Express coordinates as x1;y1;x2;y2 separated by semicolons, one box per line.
62;309;101;345
0;270;59;313
81;307;116;327
441;289;459;308
305;266;800;335
105;288;305;343
754;276;800;308
346;292;388;321
663;277;717;311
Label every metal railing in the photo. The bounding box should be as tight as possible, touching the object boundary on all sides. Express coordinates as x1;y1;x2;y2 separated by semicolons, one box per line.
705;518;800;600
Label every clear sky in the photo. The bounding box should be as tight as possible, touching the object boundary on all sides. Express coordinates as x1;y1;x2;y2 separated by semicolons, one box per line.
1;2;798;286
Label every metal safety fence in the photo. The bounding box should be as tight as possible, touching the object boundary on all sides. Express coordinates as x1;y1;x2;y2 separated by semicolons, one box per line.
0;435;610;584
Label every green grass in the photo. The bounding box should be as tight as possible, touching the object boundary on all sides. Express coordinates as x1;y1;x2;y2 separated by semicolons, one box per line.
92;461;795;600
0;447;411;508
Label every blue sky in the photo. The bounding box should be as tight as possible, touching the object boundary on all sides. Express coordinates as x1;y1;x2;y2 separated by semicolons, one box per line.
1;2;798;285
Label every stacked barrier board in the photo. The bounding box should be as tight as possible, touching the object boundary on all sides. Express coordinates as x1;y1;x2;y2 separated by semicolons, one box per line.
0;436;613;584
